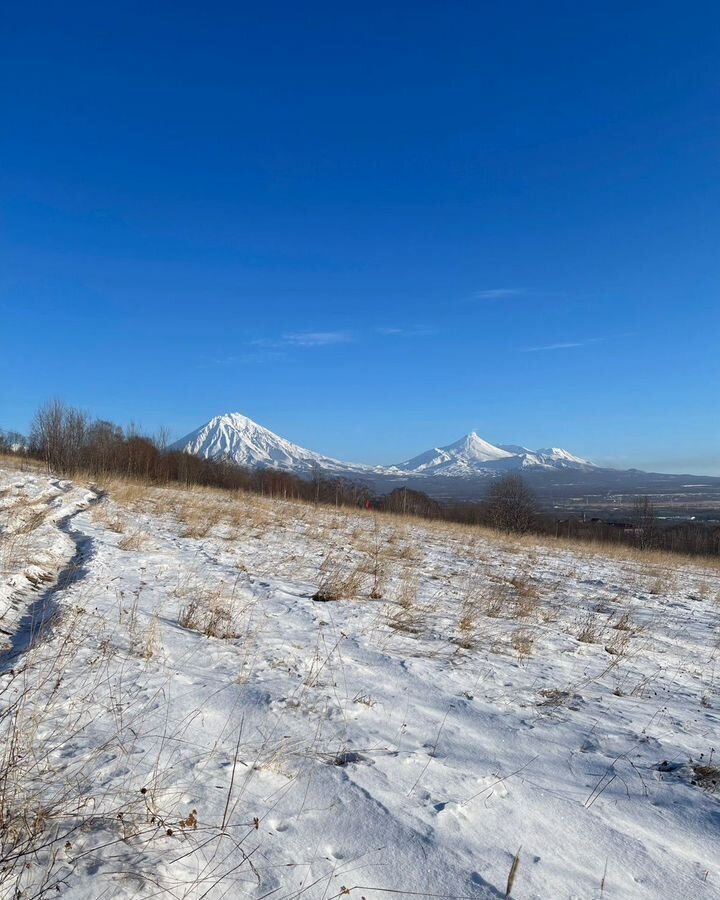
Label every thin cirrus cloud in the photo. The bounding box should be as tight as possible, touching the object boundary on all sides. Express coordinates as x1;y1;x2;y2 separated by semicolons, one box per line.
283;331;353;347
252;327;435;349
520;333;634;352
251;330;354;349
520;340;590;352
472;288;525;300
376;325;435;337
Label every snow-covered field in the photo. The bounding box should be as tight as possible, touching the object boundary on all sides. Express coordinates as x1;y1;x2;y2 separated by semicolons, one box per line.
1;463;719;900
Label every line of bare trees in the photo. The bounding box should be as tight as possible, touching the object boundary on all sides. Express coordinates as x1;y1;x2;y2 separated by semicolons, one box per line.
25;400;372;506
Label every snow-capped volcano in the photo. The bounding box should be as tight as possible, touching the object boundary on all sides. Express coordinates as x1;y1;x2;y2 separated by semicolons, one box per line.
394;433;592;476
172;412;595;481
170;413;375;476
394;432;514;475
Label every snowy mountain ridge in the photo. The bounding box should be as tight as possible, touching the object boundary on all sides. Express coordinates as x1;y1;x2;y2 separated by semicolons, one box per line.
171;412;595;479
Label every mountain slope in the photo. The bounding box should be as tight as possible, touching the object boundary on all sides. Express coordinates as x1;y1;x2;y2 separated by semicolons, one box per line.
394;432;514;475
170;412;375;476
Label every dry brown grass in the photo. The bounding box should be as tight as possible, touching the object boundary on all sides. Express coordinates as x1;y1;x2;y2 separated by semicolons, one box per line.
0;453;43;471
91;503;126;533
0;497;57;584
386;601;428;635
692;764;719;793
312;554;367;602
456;601;482;648
576;613;601;644
384;574;433;636
117;529;148;551
511;628;534;660
604;627;631;657
91;469;720;576
508;573;541;618
481;581;512;618
176;580;245;639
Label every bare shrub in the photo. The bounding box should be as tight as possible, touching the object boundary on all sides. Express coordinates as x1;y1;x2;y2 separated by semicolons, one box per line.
485;474;536;534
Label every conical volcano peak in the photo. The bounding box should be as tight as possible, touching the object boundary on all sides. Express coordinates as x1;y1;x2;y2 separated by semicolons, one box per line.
395;431;513;474
447;432;514;460
170;411;375;475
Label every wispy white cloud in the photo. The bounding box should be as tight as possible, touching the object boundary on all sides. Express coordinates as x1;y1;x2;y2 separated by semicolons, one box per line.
251;330;353;349
520;340;590;352
283;330;353;347
472;288;524;300
520;332;634;352
376;325;435;337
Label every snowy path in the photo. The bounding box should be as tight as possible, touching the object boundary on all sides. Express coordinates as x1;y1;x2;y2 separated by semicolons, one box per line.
1;467;719;900
0;472;98;655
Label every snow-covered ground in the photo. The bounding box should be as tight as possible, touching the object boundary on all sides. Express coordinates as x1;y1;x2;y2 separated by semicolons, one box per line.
0;468;97;651
1;463;719;900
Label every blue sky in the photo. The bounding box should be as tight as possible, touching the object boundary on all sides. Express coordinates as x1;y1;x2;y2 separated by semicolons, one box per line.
1;2;718;473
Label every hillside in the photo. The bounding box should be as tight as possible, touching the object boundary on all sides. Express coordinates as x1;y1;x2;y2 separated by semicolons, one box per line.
1;462;719;899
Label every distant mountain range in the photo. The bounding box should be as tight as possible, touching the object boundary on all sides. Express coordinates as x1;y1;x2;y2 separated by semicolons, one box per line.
171;412;596;479
171;413;720;516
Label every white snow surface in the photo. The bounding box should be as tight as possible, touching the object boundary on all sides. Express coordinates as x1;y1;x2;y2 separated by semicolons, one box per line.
172;412;595;479
1;465;719;900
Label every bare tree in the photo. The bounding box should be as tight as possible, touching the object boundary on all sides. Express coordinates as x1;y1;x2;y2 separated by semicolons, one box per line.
632;495;658;550
29;399;88;474
30;399;67;472
484;473;536;534
0;430;26;454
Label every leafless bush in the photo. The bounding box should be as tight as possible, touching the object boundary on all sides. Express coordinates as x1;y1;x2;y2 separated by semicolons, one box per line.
485;474;536;534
